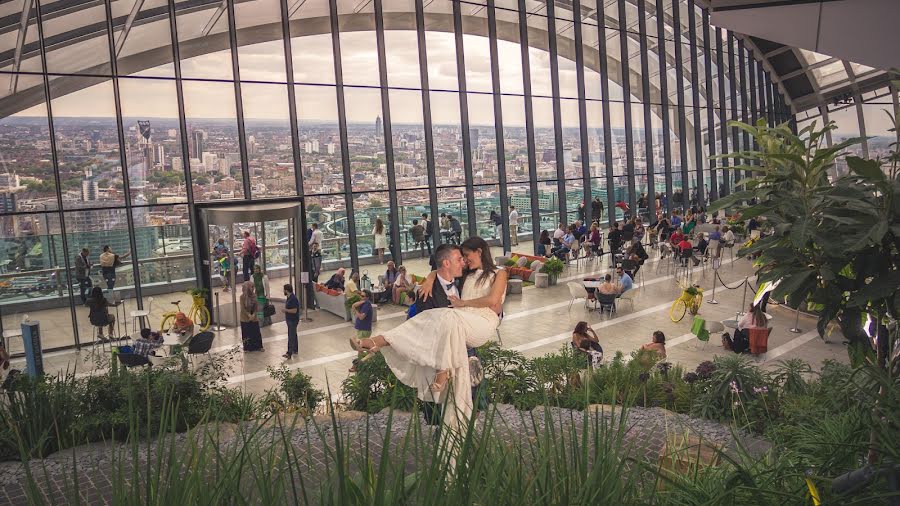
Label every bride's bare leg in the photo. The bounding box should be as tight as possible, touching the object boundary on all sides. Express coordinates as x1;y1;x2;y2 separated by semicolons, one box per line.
430;369;451;392
348;335;390;354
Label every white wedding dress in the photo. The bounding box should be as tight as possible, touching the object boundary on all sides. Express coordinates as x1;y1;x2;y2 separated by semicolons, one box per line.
380;269;502;434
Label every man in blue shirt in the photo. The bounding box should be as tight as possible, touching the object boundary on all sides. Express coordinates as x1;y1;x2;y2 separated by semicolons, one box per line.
282;284;300;359
349;290;374;372
616;267;633;295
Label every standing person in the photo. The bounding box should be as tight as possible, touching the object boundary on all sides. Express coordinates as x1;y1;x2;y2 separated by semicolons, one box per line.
240;281;264;352
448;215;462;244
489;210;501;238
74;248;92;304
508;205;519;246
282;284;300;359
240;230;258;281
349;290;374;372
213;238;232;292
592;197;604;225
373;217;387;264
252;265;271;326
309;223;324;256
98;245;129;291
577;200;586;223
421;213;433;256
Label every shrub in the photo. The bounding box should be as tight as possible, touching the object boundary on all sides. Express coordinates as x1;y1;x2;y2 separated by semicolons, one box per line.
339;353;418;413
268;365;326;414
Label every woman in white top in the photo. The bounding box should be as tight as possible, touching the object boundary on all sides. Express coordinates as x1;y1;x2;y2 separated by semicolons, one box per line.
372;218;387;264
350;236;507;435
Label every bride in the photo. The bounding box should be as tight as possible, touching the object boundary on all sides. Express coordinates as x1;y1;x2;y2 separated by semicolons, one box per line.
350;236;508;433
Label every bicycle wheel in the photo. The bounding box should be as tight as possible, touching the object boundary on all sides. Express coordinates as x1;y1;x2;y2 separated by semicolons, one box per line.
160;314;175;333
670;299;687;322
194;306;211;332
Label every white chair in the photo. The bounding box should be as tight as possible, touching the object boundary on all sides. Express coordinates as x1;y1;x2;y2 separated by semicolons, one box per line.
130;297;153;332
567;281;588;311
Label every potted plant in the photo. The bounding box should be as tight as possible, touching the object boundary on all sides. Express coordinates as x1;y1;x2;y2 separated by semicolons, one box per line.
540;257;565;286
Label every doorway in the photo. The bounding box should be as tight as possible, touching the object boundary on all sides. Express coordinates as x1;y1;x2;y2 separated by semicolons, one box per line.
195;200;306;328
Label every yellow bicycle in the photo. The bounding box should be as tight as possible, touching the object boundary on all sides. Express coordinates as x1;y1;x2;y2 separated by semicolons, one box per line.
670;283;703;322
160;291;211;333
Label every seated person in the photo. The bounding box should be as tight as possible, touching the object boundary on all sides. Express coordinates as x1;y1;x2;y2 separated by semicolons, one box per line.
723;304;766;353
171;311;194;337
571;321;603;369
538;230;552;257
553;223;566;243
133;328;163;357
392;266;414;305
344;271;362;299
324;268;346;291
597;274;619;296
696;233;710;256
677;237;700;266
722;226;735;245
625;241;649;275
86;287;115;342
608;222;623;253
573;220;588;241
552;226;577;260
615;267;633;295
588;224;603;256
641;330;667;361
669;229;684;246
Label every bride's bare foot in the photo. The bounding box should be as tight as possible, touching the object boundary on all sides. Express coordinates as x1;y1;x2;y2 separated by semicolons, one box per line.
430;369;451;393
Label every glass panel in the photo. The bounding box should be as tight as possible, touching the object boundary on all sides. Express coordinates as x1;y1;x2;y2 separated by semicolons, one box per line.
290;28;336;85
115;0;175;77
557;55;579;100
296;84;343;194
862;102;898;162
234;0;287;82
560;98;581;179
388;89;426;190
507;183;532;235
467;93;499;185
134;204;195;296
472;184;500;240
431;90;464;186
346;87;387;191
397;188;431;255
182;81;244;200
119;77;186;205
338;2;378;87
528;14;552;97
174;0;234;80
500;95;528;183
462;18;492;93
384;30;421;89
436;186;469;241
536;180;561;232
40;1;111;76
533;96;558;179
241;83;296;198
305;195;349;269
352;191;391;263
586;99;605;178
49;78;127;209
565;179;584;222
829;105;862;178
0;99;57;211
0;212;72;350
424;30;459;91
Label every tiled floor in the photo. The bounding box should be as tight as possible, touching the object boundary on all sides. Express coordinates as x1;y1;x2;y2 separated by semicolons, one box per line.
9;240;849;397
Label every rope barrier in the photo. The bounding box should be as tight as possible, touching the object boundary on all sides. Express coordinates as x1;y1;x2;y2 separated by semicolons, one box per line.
715;270;748;290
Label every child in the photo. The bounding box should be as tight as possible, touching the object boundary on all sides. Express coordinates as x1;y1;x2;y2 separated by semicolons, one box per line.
349;290;374;372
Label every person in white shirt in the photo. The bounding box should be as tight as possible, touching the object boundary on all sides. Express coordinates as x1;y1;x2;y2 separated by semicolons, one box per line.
722;226;736;245
553;223;566;242
508;205;519;246
309;223;324;255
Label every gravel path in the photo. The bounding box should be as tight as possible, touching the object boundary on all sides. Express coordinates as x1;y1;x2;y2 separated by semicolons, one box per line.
0;404;770;505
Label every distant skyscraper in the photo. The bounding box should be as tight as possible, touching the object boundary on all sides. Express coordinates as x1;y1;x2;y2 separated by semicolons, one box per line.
82;176;99;202
155;145;166;165
192;129;206;158
375;116;383;138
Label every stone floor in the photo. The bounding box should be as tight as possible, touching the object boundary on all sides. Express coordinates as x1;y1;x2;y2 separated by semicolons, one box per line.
8;238;849;399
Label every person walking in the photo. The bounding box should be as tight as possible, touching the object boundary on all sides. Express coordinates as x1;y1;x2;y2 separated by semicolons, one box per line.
213;238;232;292
240;281;264;352
508;205;519;246
74;248;93;304
240;230;258;281
98;245;129;291
373;217;387;264
421;213;433;256
282;284;300;359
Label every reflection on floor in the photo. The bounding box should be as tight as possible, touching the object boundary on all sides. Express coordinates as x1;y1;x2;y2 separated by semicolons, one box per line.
8;240;849;401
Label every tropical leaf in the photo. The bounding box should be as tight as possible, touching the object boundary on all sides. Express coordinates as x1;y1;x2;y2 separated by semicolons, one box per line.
846;156;887;182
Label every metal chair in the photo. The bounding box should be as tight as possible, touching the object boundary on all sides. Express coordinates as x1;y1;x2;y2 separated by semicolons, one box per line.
617;290;635;312
117;353;151;369
130;297;153;332
567;282;589;311
596;292;617;317
186;331;215;368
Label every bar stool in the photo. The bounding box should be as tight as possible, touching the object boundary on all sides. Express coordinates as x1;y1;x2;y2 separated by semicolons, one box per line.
130;297;154;332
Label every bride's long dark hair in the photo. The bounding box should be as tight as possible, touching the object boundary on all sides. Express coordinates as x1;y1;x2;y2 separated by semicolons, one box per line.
460;236;497;287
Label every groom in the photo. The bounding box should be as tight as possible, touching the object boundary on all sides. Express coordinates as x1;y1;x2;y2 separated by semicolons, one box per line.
412;243;484;428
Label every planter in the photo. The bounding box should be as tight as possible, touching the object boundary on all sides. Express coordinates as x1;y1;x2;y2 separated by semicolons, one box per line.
548;273;558;286
534;272;549;288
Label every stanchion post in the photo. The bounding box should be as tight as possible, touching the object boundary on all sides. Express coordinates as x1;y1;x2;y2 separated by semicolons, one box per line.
739;276;749;315
300;271;312;322
707;261;719;304
789;305;803;333
212;292;227;331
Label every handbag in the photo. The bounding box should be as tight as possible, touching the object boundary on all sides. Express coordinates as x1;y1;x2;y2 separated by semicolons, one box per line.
263;303;276;317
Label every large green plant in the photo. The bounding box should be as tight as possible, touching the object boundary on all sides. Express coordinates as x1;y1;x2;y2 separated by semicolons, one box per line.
710;110;899;367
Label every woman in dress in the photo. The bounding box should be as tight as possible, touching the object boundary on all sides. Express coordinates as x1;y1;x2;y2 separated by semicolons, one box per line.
350;236;508;433
391;265;412;305
240;281;264;352
373;218;387;264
